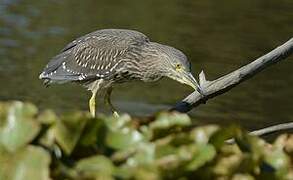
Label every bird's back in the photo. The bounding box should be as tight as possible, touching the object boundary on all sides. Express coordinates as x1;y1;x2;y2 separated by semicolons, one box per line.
39;29;150;85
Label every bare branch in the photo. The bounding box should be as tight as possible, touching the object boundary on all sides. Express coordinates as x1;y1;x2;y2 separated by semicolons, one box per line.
226;122;293;144
170;38;293;139
171;38;293;112
250;122;293;137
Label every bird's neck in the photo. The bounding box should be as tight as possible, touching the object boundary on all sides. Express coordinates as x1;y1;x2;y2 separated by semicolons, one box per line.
138;55;166;82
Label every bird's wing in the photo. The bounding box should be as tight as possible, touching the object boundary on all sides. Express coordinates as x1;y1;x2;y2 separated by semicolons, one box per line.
61;29;149;52
40;29;150;83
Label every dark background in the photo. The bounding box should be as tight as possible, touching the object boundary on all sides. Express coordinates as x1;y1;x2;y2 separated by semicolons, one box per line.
0;0;292;129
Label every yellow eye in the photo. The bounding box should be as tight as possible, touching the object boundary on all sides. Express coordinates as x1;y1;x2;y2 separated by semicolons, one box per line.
175;64;182;71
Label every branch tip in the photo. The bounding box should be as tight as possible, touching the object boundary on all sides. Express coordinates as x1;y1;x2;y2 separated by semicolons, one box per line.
199;70;208;86
171;37;293;137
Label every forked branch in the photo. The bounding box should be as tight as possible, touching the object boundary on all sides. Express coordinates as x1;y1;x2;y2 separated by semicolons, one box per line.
171;38;293;137
172;38;293;112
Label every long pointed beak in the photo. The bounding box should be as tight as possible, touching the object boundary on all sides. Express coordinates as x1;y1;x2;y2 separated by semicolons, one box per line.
184;72;204;95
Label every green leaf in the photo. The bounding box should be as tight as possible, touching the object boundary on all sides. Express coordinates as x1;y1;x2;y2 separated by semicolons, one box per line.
264;147;290;178
79;118;107;147
231;174;254;180
186;144;216;171
151;112;191;129
106;127;144;150
190;125;219;145
147;112;192;140
127;143;155;166
76;155;114;179
155;144;177;159
104;114;132;131
37;110;58;124
0;101;40;152
54;112;89;155
0;145;51;180
209;125;241;150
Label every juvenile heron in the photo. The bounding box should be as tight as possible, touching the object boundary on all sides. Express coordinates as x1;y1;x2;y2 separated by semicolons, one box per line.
39;29;203;117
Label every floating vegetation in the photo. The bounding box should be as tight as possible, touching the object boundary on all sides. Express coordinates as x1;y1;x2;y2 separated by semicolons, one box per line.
0;101;293;179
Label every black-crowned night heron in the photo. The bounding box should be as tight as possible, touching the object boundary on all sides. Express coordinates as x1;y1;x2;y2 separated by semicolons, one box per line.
39;29;203;117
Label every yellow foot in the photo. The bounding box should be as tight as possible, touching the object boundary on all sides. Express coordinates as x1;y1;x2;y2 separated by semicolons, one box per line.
89;94;96;118
90;107;95;118
113;111;119;118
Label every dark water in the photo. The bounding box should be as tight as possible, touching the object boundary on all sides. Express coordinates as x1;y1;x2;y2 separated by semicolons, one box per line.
0;0;292;129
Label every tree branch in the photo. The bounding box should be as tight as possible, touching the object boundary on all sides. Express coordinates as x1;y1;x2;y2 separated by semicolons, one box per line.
170;38;293;138
226;122;293;144
171;38;293;113
249;122;293;137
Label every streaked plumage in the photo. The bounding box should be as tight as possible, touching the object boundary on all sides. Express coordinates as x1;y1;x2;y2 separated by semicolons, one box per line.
39;29;202;117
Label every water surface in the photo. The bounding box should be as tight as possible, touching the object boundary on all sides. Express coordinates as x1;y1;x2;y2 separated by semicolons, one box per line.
0;0;293;130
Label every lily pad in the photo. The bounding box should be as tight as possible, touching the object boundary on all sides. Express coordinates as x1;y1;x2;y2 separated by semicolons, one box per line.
264;147;290;178
79;118;107;147
190;125;219;145
0;101;40;152
76;155;114;179
209;125;240;150
147;112;192;140
0;145;51;180
186;144;216;171
37;110;58;124
150;112;191;129
54;112;89;155
106;127;144;150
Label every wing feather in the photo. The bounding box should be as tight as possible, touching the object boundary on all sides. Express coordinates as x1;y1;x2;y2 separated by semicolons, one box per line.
39;29;149;83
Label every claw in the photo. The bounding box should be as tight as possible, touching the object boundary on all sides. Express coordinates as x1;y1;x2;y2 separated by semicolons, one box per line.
105;87;119;117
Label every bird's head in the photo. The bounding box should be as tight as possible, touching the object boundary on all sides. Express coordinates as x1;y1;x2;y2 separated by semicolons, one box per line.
154;43;203;94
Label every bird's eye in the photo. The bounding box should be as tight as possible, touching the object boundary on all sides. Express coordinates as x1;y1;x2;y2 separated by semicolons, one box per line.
175;64;182;71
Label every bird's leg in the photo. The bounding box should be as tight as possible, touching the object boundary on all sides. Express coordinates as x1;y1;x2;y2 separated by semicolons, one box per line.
104;87;119;117
89;90;97;117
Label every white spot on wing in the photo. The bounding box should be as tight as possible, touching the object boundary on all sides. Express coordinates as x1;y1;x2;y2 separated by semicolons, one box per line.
62;62;66;69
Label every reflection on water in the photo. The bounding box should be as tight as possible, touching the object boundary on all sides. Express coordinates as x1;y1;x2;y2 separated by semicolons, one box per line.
0;0;292;129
